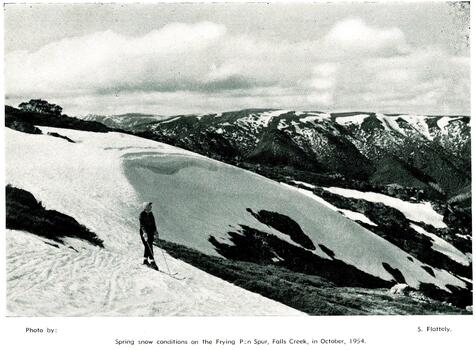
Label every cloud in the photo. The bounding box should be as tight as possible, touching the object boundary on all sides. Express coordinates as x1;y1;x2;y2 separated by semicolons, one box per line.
324;18;408;57
5;19;470;115
6;22;229;96
329;48;470;114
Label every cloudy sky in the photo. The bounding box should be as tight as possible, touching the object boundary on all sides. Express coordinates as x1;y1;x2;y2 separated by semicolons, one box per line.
4;2;470;116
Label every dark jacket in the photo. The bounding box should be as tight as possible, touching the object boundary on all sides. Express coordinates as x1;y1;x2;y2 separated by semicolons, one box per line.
139;211;157;237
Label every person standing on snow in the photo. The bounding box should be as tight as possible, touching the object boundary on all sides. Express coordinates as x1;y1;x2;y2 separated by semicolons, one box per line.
139;202;159;270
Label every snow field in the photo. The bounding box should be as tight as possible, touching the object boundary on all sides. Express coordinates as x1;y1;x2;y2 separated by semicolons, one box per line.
119;141;466;291
5;126;468;317
5;127;304;316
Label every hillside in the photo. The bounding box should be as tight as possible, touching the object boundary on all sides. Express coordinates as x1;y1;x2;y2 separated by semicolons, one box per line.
5;126;304;316
79;113;169;131
5;124;472;313
6;105;112;133
112;109;470;198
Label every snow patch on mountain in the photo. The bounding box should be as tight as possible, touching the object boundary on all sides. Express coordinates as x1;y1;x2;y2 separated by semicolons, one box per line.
339;209;378;227
277;119;289;130
437;116;465;134
160;116;181;124
237;110;290;132
291;180;317;189
260;109;290;119
300;114;331;124
323;187;447;229
396;115;433;140
335;114;370;126
376;114;406;136
281;184;376;227
410;224;470;266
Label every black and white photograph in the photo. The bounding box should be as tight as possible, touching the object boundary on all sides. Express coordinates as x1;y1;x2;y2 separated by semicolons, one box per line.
2;0;473;331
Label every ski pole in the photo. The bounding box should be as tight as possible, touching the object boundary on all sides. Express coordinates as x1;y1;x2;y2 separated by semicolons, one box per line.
145;240;171;274
160;247;172;275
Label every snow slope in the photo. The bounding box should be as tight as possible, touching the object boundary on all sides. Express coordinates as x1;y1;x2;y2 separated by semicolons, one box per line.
5;127;303;316
410;224;470;266
5;127;467;316
117;139;465;292
281;183;377;227
323;187;447;229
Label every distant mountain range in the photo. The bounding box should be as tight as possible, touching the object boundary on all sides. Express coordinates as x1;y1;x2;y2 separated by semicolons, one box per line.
79;113;169;131
80;109;471;199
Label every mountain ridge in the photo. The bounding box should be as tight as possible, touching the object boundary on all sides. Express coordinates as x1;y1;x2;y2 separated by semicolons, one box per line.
87;108;470;198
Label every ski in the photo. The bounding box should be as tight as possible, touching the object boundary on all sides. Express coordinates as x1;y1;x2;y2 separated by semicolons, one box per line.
157;269;186;280
141;238;185;279
143;263;185;280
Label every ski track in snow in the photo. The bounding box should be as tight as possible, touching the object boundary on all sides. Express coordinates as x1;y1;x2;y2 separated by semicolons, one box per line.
5;128;303;316
7;230;301;316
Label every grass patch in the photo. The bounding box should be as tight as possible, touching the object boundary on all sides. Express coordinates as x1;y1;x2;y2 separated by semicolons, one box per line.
6;185;104;247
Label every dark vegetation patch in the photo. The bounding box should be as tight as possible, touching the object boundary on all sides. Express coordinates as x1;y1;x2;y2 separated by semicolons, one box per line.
47;132;75;143
430;204;472;254
382;263;406;284
157;239;469;315
246;208;315;250
233;162;441;203
136;129;241;161
5;114;42;134
318;244;335;259
6;185;103;247
5;105;111;133
421;265;435;277
209;224;391;288
369;155;441;196
419;283;472;309
322;132;375;181
245;129;322;172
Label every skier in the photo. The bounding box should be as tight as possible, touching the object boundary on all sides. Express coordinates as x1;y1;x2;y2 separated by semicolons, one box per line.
139;201;159;270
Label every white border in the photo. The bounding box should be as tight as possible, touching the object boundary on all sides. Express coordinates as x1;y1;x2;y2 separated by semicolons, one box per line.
1;1;475;349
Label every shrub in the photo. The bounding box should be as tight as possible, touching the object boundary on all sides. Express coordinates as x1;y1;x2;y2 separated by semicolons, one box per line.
6;185;103;247
19;99;62;116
